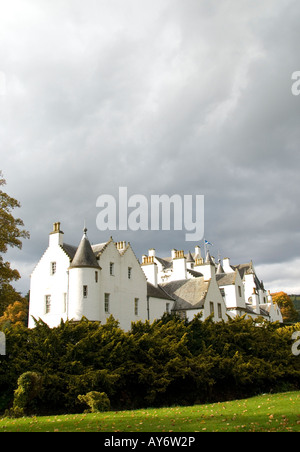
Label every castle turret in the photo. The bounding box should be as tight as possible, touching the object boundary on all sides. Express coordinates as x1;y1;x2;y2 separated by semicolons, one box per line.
196;250;215;281
216;259;224;275
186;251;195;270
68;228;101;321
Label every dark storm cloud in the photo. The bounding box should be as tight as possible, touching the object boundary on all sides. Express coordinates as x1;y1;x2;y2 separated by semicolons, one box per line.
1;0;300;294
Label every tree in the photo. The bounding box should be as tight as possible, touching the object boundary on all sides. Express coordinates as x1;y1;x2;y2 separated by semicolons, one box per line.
0;171;29;314
78;391;111;413
10;371;43;417
0;283;26;315
272;292;299;323
0;297;28;328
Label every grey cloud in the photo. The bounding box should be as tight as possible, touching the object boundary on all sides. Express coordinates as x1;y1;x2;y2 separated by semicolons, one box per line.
1;0;300;295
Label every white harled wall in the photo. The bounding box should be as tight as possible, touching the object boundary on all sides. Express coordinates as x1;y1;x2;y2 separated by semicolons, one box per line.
29;225;283;330
29;229;150;331
68;267;101;322
28;232;69;328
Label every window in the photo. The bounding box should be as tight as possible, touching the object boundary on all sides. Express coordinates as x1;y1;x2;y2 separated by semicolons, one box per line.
83;285;88;298
50;262;56;275
110;262;114;276
166;303;170;314
210;302;214;315
104;293;110;313
238;286;242;297
134;298;139;316
220;288;225;298
217;303;222;319
95;271;98;283
45;295;51;314
128;267;132;279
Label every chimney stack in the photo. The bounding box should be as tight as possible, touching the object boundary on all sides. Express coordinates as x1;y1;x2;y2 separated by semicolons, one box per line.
49;222;64;246
141;255;158;286
172;250;187;280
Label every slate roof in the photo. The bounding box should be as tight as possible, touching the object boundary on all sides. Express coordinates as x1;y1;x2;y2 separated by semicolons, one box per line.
216;272;236;286
61;243;77;260
258;305;270;316
186;251;194;263
216;260;225;274
69;231;100;269
92;241;111;257
147;282;174;301
205;250;214;265
187;268;203;277
233;262;254;278
155;256;173;269
161;278;209;311
233;262;264;290
61;233;133;271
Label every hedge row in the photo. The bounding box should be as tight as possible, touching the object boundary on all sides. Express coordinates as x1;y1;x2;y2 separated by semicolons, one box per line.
0;314;300;415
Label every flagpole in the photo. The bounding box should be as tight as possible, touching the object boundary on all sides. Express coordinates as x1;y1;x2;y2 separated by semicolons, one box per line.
203;238;206;258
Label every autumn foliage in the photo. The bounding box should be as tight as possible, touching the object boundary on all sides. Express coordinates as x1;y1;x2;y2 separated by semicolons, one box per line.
271;292;299;323
0;298;28;329
0;171;29;318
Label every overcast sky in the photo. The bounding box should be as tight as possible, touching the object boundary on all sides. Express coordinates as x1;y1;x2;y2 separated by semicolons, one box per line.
1;0;300;295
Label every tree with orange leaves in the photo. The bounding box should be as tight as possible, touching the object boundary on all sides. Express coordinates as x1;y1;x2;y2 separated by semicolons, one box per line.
271;291;299;323
0;296;28;328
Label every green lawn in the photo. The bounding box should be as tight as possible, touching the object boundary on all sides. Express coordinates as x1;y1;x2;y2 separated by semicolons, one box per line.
0;391;299;432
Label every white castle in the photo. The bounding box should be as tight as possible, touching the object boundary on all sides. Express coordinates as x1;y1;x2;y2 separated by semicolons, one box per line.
28;222;283;330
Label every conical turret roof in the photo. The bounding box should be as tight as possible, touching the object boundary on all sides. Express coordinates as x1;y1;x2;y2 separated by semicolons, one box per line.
216;260;224;274
69;228;100;269
186;251;194;263
205;250;214;265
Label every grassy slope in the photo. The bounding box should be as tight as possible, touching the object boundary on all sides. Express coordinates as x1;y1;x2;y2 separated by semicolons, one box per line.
1;391;299;432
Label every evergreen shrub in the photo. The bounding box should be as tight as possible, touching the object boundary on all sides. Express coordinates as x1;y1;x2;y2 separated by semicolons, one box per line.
78;391;111;412
0;315;299;415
